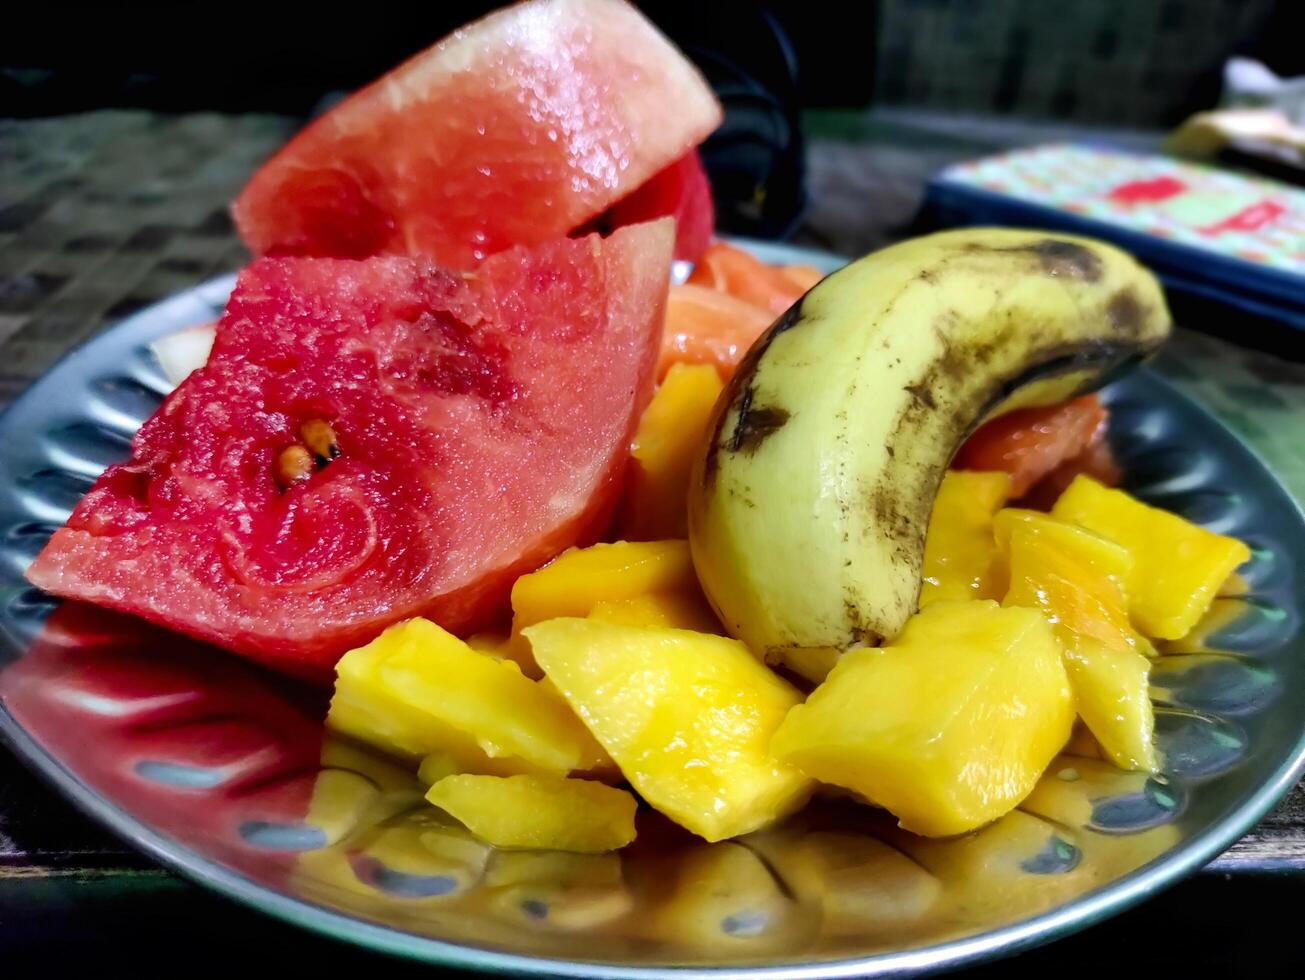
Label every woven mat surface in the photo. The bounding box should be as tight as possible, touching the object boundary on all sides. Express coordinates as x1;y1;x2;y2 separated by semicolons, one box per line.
0;112;293;403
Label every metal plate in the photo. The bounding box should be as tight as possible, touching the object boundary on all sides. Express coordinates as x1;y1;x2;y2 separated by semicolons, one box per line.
1;243;1303;977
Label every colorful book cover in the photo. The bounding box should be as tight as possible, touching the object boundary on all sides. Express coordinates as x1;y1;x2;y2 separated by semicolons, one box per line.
936;144;1305;277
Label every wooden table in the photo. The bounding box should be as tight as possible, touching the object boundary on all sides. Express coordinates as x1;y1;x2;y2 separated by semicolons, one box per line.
1;109;1303;970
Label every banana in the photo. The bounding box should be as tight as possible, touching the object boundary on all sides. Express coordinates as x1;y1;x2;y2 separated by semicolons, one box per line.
687;228;1171;682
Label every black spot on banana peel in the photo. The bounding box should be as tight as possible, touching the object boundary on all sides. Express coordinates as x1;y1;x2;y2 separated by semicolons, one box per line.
1108;289;1146;332
1020;238;1105;281
964;237;1104;281
701;299;808;489
687;228;1171;684
728;388;790;454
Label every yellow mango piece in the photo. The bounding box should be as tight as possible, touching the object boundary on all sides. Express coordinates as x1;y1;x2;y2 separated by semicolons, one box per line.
467;629;541;677
466;631;510;656
621;363;724;540
1052;475;1250;639
426;774;637;853
587;591;721;633
327;687;431;762
771;601;1073;837
1158;595;1250;655
526;618;812;842
379;624;608;774
415;748;536;783
523;677;617;776
920;470;1012;606
512;540;698;627
1063;723;1106;760
998;508;1149;654
1218;570;1250;597
417;751;461;786
329;651;511;770
995;507;1133;582
482;851;632;930
999;512;1157;772
1064;639;1157;772
330;618;606;775
509;540;702;671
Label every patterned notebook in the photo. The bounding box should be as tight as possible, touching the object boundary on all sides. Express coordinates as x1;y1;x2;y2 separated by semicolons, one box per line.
926;144;1305;328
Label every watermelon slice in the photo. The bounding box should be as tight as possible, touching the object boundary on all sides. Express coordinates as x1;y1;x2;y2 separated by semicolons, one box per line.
591;151;715;263
232;0;721;268
27;220;674;682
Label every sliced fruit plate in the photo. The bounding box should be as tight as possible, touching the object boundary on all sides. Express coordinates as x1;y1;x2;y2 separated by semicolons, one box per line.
2;0;1304;974
1;238;1303;976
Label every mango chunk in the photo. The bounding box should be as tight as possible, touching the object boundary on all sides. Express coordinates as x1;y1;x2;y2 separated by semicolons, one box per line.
1000;511;1156;772
330;646;512;770
511;540;697;627
466;629;542;677
1063;723;1106;760
327;686;434;762
466;631;511;656
328;618;607;776
526;618;812;842
771;601;1073;837
414;748;534;783
1064;639;1156;773
1052;475;1250;639
587;591;721;633
620;363;724;540
415;727;616;785
997;508;1149;655
995;507;1133;582
920;470;1012;606
509;540;701;669
426;774;637;853
417;751;461;786
378;627;607;774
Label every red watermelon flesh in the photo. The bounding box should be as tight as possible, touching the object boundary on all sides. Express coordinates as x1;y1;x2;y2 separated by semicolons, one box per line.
232;0;722;268
27;220;674;682
600;151;715;263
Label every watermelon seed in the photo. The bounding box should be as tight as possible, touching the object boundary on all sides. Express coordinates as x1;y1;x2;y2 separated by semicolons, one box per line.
300;419;340;463
275;444;315;490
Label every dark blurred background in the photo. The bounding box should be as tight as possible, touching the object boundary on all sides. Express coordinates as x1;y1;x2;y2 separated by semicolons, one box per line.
5;0;1302;245
2;1;1301;123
